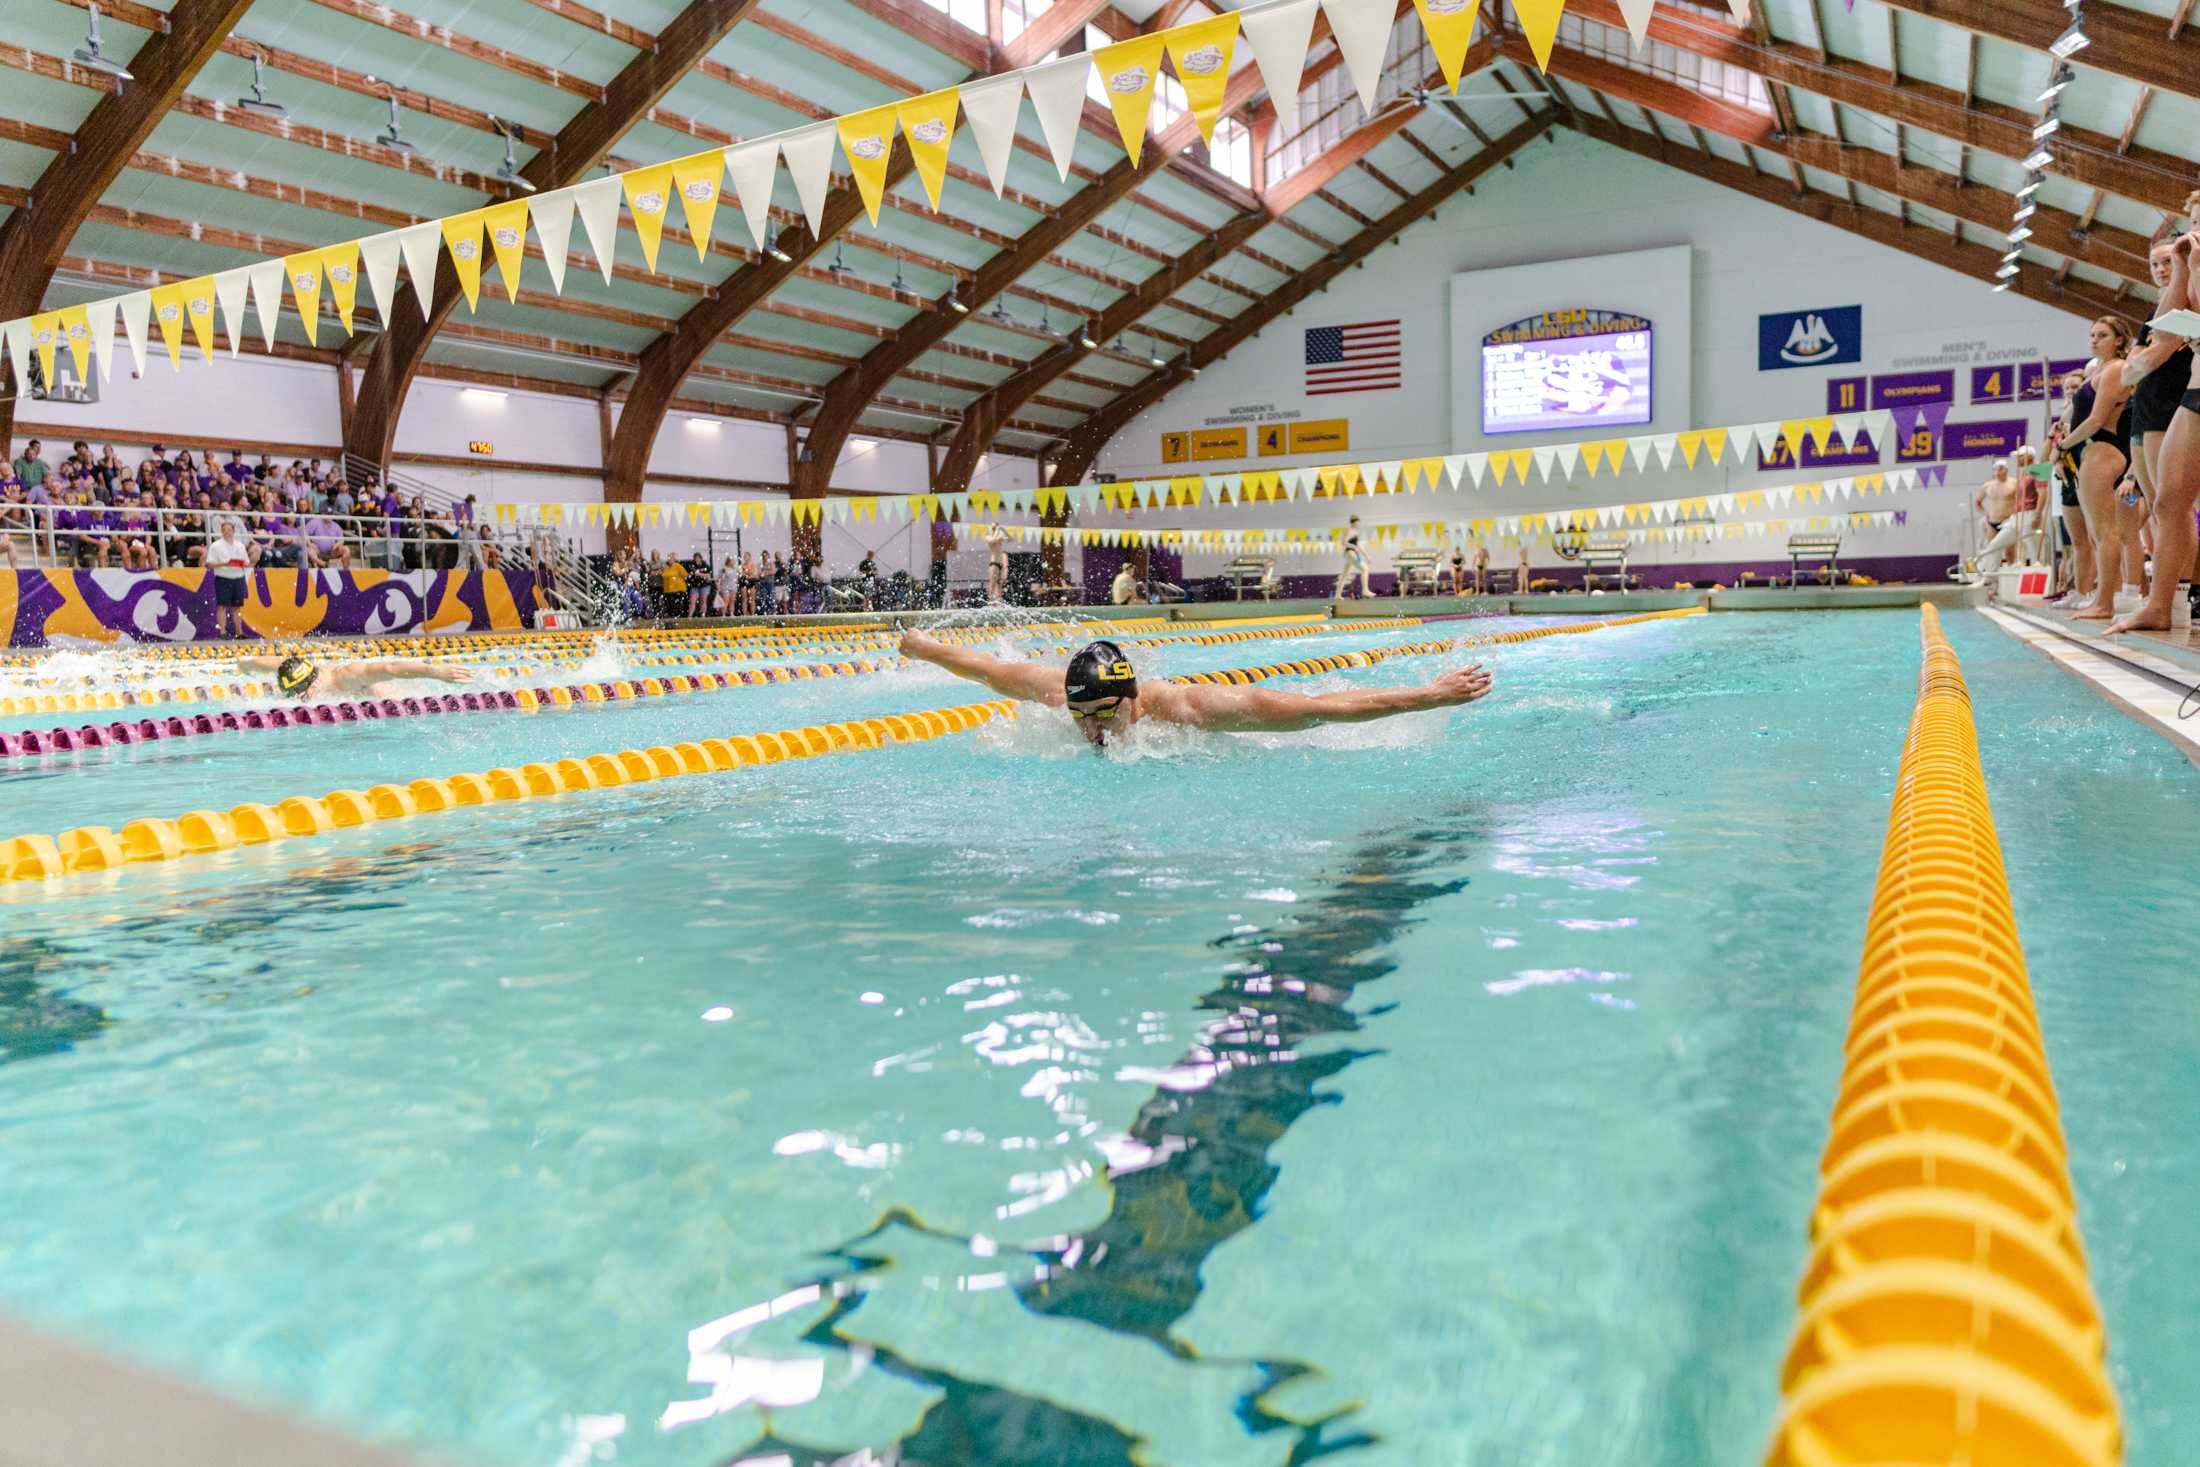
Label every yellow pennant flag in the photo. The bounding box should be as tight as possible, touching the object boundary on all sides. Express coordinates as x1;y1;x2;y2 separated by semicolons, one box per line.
1675;431;1704;468
1702;428;1728;464
894;89;962;212
1779;419;1812;462
148;283;190;368
481;200;531;301
836;106;900;226
282;253;325;345
181;277;218;362
1162;12;1240;144
27;312;61;388
57;305;91;381
668;150;723;258
442;211;489;311
1510;0;1566;71
1411;0;1484;92
1093;33;1168;166
318;240;362;334
621;164;676;271
1804;416;1836;451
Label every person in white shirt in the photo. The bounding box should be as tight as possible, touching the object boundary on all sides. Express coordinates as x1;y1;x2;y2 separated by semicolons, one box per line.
1110;562;1139;605
205;516;257;639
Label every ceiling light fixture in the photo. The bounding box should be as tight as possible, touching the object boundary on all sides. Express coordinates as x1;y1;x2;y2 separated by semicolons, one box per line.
72;4;133;82
1993;281;2013;293
1145;335;1165;369
236;54;286;117
2050;22;2089;59
2009;226;2035;242
2036;68;2074;105
2014;203;2037;222
376;94;421;156
2032;117;2062;141
945;282;969;314
825;241;853;278
1076;323;1098;350
2017;176;2045;198
2022;147;2055;171
1997;264;2021;279
986;300;1014;326
489;117;535;193
766;228;795;264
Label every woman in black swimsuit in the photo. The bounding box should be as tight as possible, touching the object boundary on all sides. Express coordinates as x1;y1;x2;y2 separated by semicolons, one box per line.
2111;232;2200;633
2055;316;2138;621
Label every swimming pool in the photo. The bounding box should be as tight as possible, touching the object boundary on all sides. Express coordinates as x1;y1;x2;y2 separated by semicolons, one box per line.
1;610;2193;1466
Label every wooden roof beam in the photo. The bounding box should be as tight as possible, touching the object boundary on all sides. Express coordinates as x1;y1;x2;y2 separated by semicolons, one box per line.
1872;0;2200;104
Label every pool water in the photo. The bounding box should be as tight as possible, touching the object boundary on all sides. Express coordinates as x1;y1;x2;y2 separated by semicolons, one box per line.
0;610;2194;1467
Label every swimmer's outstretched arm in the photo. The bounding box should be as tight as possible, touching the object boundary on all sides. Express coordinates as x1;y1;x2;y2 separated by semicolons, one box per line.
352;659;473;684
1171;662;1492;732
899;628;1062;704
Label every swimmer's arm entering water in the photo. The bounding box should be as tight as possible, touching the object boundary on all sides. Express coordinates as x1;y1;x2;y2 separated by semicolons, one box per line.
1163;662;1493;732
899;628;1063;705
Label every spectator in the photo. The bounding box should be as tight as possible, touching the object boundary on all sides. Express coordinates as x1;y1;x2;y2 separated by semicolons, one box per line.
1;468;29;563
686;552;711;617
787;552;812;614
254;452;274;483
1970;457;2034;582
662;552;688;617
738;552;757;616
205;515;256;638
304;512;349;568
719;555;740;616
1333;517;1370;599
113;492;157;570
97;444;126;498
453;493;477;529
56;487;108;567
855;550;879;611
12;439;48;496
1111;561;1138;605
1517;542;1534;594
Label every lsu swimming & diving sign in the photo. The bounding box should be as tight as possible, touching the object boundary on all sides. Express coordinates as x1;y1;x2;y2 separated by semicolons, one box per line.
1759;304;1862;371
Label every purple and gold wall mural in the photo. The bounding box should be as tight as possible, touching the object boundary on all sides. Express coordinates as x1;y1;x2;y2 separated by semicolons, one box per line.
0;569;545;647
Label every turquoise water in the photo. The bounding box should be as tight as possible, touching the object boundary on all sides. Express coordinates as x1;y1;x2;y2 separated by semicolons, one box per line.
0;610;2193;1467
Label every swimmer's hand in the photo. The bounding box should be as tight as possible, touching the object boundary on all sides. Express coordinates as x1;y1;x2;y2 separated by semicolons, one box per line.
434;665;474;685
1425;663;1494;708
899;627;944;661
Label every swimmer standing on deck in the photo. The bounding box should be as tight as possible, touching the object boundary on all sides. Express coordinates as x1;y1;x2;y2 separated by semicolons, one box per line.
900;629;1492;749
238;655;476;701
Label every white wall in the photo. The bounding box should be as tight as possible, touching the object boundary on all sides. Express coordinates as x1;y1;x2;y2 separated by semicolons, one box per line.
1097;129;2080;579
17;351;344;449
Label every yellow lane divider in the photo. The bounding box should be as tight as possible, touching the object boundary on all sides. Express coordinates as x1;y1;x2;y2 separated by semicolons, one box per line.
1763;604;2118;1467
0;698;1021;881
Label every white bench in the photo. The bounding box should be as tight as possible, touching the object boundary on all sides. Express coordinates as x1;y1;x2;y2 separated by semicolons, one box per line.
1786;534;1844;586
1222;556;1277;600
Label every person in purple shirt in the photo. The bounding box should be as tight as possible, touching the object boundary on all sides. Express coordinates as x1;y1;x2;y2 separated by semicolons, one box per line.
54;494;106;567
303;513;349;568
224;450;254;485
114;494;157;570
452;492;477;526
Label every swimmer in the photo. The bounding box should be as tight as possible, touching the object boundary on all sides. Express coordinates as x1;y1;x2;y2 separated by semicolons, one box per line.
237;654;476;701
900;629;1493;749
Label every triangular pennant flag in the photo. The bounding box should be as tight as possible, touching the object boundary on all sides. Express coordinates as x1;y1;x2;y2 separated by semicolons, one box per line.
475;200;529;303
1242;0;1319;134
571;176;624;283
1411;0;1484;92
319;239;361;334
181;277;218;362
1531;446;1557;480
1629;437;1654;471
780;124;839;239
441;211;488;311
1554;443;1580;479
668;151;724;258
1442;453;1468;488
1024;55;1092;181
723;140;781;253
1831;411;1862;447
1465;453;1488;488
1727;0;1752;23
87;298;117;383
1319;0;1398;112
27;313;60;388
833;106;900;229
1163;12;1241;144
117;291;150;375
0;321;30;397
245;259;286;351
958;74;1023;198
894;88;961;211
1652;433;1678;468
395;222;444;317
1675;430;1703;468
619;164;676;271
214;268;253;357
1615;0;1657;46
1804;416;1836;452
525;192;575;294
1779;419;1810;460
282;252;325;345
360;231;405;323
1703;428;1728;464
1092;33;1167;166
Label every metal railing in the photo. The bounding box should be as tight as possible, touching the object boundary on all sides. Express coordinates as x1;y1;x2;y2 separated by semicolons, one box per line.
344;454;620;624
0;500;556;579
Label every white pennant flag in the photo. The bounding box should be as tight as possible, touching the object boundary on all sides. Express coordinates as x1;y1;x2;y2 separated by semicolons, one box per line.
1864;408;1894;445
1023;56;1091;182
214;268;253;357
528;190;577;294
395;222;445;315
1;322;30;398
958;74;1025;198
1465;453;1488;488
1319;0;1398;114
1752;421;1785;456
247;259;287;350
779;124;838;238
1531;446;1557;481
359;231;405;324
1726;0;1752;23
87;298;117;384
1629;437;1654;471
1442;453;1468;489
1831;412;1862;448
1211;472;1241;497
1615;0;1657;46
724;139;781;252
1555;443;1581;479
1242;0;1320;134
570;177;624;284
1652;433;1679;468
117;291;151;375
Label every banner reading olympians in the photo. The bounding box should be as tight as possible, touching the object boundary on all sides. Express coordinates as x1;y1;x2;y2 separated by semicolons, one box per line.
1759;304;1862;371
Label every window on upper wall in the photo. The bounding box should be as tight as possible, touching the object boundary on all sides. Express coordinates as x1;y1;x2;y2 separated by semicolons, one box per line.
1264;12;1439;186
1001;0;1048;45
1555;8;1772;114
916;0;989;39
1211;116;1253;187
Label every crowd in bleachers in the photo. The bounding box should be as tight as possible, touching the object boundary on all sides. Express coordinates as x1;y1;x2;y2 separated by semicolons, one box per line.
1;438;513;573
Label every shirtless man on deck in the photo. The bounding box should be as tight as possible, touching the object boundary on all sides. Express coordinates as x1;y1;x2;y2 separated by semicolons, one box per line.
900;629;1493;750
238;654;475;701
1970;459;2033;579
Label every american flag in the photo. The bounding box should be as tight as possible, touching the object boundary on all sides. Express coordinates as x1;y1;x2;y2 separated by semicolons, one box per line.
1304;319;1403;396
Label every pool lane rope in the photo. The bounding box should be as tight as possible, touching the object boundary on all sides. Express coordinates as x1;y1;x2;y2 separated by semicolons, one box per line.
0;609;1705;880
1762;604;2119;1467
0;698;1024;880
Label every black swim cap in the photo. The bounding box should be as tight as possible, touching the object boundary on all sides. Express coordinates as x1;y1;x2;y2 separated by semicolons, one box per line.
1065;640;1137;705
276;656;318;698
